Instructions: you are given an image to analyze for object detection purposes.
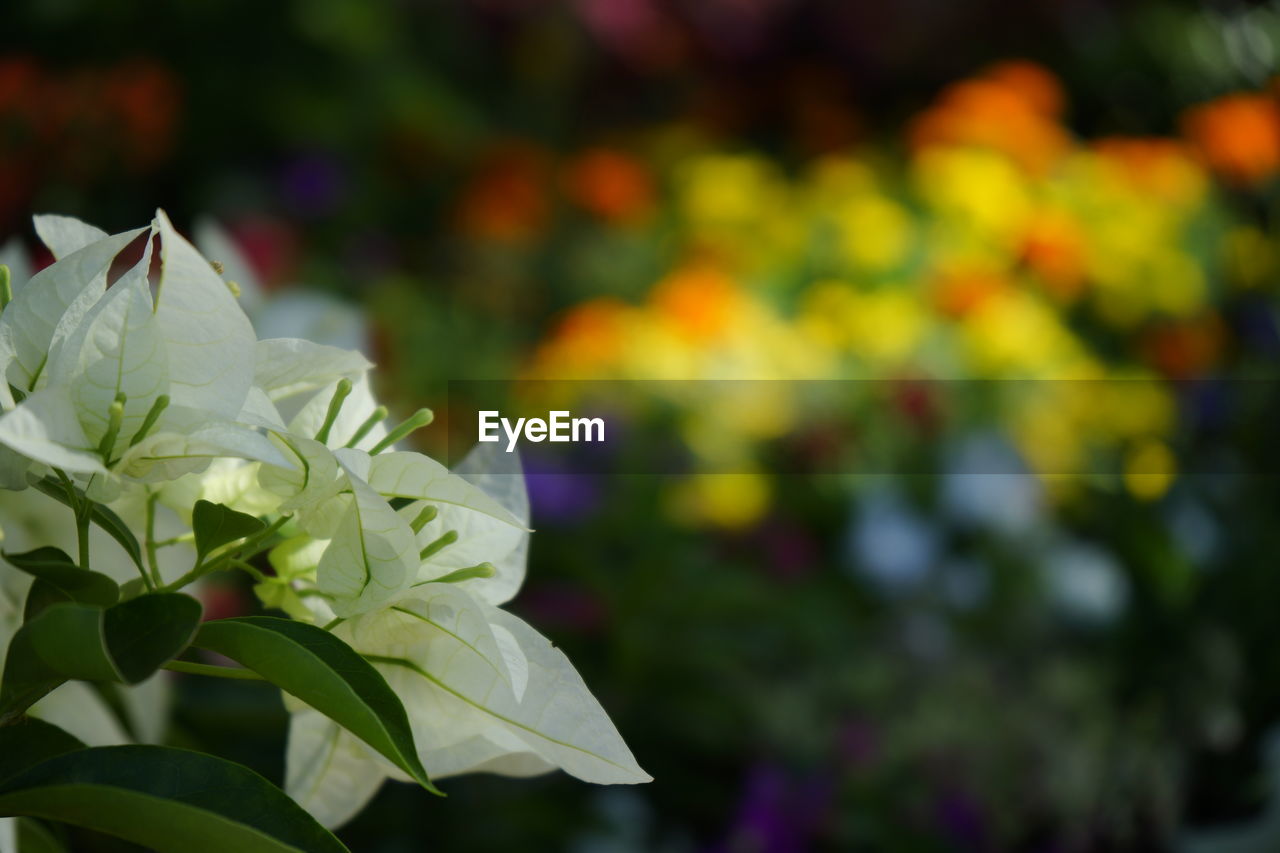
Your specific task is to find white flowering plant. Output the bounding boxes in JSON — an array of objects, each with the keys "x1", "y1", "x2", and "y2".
[{"x1": 0, "y1": 214, "x2": 648, "y2": 853}]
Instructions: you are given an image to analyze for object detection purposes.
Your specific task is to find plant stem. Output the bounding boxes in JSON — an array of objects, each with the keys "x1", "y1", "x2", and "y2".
[
  {"x1": 162, "y1": 660, "x2": 265, "y2": 681},
  {"x1": 54, "y1": 468, "x2": 91, "y2": 571},
  {"x1": 227, "y1": 558, "x2": 269, "y2": 583},
  {"x1": 162, "y1": 515, "x2": 290, "y2": 591},
  {"x1": 145, "y1": 491, "x2": 163, "y2": 587}
]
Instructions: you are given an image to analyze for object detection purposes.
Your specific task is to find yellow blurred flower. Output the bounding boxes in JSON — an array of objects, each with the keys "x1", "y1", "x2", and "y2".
[
  {"x1": 669, "y1": 472, "x2": 771, "y2": 529},
  {"x1": 1123, "y1": 439, "x2": 1177, "y2": 501}
]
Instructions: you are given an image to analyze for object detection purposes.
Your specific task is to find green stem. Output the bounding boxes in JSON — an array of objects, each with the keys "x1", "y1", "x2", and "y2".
[
  {"x1": 162, "y1": 660, "x2": 265, "y2": 681},
  {"x1": 163, "y1": 515, "x2": 290, "y2": 591},
  {"x1": 144, "y1": 492, "x2": 162, "y2": 587},
  {"x1": 54, "y1": 468, "x2": 91, "y2": 571},
  {"x1": 227, "y1": 558, "x2": 269, "y2": 583}
]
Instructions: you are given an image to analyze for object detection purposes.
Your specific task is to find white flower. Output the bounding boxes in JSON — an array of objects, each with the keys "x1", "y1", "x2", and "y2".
[
  {"x1": 283, "y1": 445, "x2": 650, "y2": 829},
  {"x1": 0, "y1": 212, "x2": 285, "y2": 490},
  {"x1": 0, "y1": 212, "x2": 649, "y2": 837}
]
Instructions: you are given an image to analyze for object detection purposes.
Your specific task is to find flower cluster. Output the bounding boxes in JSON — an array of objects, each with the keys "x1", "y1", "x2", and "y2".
[
  {"x1": 522, "y1": 62, "x2": 1270, "y2": 526},
  {"x1": 0, "y1": 213, "x2": 647, "y2": 831}
]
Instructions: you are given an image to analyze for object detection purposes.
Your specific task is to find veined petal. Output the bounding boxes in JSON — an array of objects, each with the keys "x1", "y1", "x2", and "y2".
[
  {"x1": 285, "y1": 710, "x2": 387, "y2": 830},
  {"x1": 254, "y1": 339, "x2": 371, "y2": 403},
  {"x1": 371, "y1": 605, "x2": 649, "y2": 786},
  {"x1": 450, "y1": 443, "x2": 531, "y2": 606},
  {"x1": 152, "y1": 210, "x2": 255, "y2": 419},
  {"x1": 317, "y1": 466, "x2": 417, "y2": 617},
  {"x1": 0, "y1": 226, "x2": 145, "y2": 391},
  {"x1": 115, "y1": 408, "x2": 291, "y2": 482},
  {"x1": 410, "y1": 499, "x2": 525, "y2": 594},
  {"x1": 369, "y1": 451, "x2": 526, "y2": 529},
  {"x1": 351, "y1": 585, "x2": 520, "y2": 702},
  {"x1": 33, "y1": 214, "x2": 109, "y2": 260},
  {"x1": 51, "y1": 258, "x2": 168, "y2": 453},
  {"x1": 0, "y1": 387, "x2": 105, "y2": 474},
  {"x1": 287, "y1": 375, "x2": 387, "y2": 451},
  {"x1": 237, "y1": 386, "x2": 286, "y2": 431}
]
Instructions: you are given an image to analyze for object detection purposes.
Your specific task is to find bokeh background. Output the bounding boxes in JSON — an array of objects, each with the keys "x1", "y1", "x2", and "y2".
[{"x1": 5, "y1": 0, "x2": 1280, "y2": 849}]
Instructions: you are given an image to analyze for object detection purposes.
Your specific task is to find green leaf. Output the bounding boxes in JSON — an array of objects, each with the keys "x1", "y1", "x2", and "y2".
[
  {"x1": 4, "y1": 548, "x2": 119, "y2": 621},
  {"x1": 29, "y1": 477, "x2": 143, "y2": 570},
  {"x1": 16, "y1": 817, "x2": 66, "y2": 853},
  {"x1": 192, "y1": 616, "x2": 439, "y2": 795},
  {"x1": 0, "y1": 745, "x2": 348, "y2": 853},
  {"x1": 0, "y1": 719, "x2": 85, "y2": 785},
  {"x1": 0, "y1": 594, "x2": 201, "y2": 723},
  {"x1": 191, "y1": 500, "x2": 265, "y2": 563}
]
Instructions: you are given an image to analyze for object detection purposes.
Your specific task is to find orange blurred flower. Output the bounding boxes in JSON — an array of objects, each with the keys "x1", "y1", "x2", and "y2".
[
  {"x1": 1182, "y1": 93, "x2": 1280, "y2": 186},
  {"x1": 1092, "y1": 136, "x2": 1205, "y2": 204},
  {"x1": 564, "y1": 147, "x2": 656, "y2": 224},
  {"x1": 648, "y1": 263, "x2": 746, "y2": 343},
  {"x1": 930, "y1": 267, "x2": 1007, "y2": 318},
  {"x1": 456, "y1": 143, "x2": 550, "y2": 242},
  {"x1": 533, "y1": 298, "x2": 632, "y2": 371},
  {"x1": 1020, "y1": 211, "x2": 1087, "y2": 303},
  {"x1": 910, "y1": 61, "x2": 1071, "y2": 174},
  {"x1": 1140, "y1": 313, "x2": 1225, "y2": 380},
  {"x1": 0, "y1": 56, "x2": 180, "y2": 232}
]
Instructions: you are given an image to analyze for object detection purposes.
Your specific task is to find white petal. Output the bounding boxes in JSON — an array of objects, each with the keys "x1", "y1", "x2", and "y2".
[
  {"x1": 30, "y1": 681, "x2": 130, "y2": 746},
  {"x1": 1, "y1": 227, "x2": 145, "y2": 390},
  {"x1": 193, "y1": 218, "x2": 263, "y2": 312},
  {"x1": 152, "y1": 210, "x2": 255, "y2": 419},
  {"x1": 318, "y1": 468, "x2": 417, "y2": 616},
  {"x1": 286, "y1": 711, "x2": 386, "y2": 830},
  {"x1": 286, "y1": 375, "x2": 387, "y2": 451},
  {"x1": 450, "y1": 444, "x2": 530, "y2": 605},
  {"x1": 351, "y1": 586, "x2": 519, "y2": 702},
  {"x1": 51, "y1": 262, "x2": 168, "y2": 451},
  {"x1": 115, "y1": 408, "x2": 291, "y2": 481},
  {"x1": 490, "y1": 622, "x2": 528, "y2": 702},
  {"x1": 237, "y1": 385, "x2": 286, "y2": 430},
  {"x1": 369, "y1": 451, "x2": 525, "y2": 529},
  {"x1": 0, "y1": 387, "x2": 105, "y2": 474},
  {"x1": 254, "y1": 338, "x2": 371, "y2": 403},
  {"x1": 411, "y1": 499, "x2": 525, "y2": 593},
  {"x1": 365, "y1": 603, "x2": 648, "y2": 785},
  {"x1": 0, "y1": 236, "x2": 33, "y2": 290},
  {"x1": 119, "y1": 673, "x2": 172, "y2": 744},
  {"x1": 480, "y1": 608, "x2": 650, "y2": 784},
  {"x1": 33, "y1": 214, "x2": 109, "y2": 259}
]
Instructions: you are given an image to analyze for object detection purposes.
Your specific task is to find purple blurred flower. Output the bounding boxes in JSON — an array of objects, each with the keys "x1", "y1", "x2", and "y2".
[
  {"x1": 934, "y1": 789, "x2": 986, "y2": 849},
  {"x1": 715, "y1": 762, "x2": 831, "y2": 853},
  {"x1": 279, "y1": 152, "x2": 346, "y2": 218},
  {"x1": 524, "y1": 454, "x2": 603, "y2": 524},
  {"x1": 517, "y1": 582, "x2": 607, "y2": 634},
  {"x1": 837, "y1": 718, "x2": 879, "y2": 770}
]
